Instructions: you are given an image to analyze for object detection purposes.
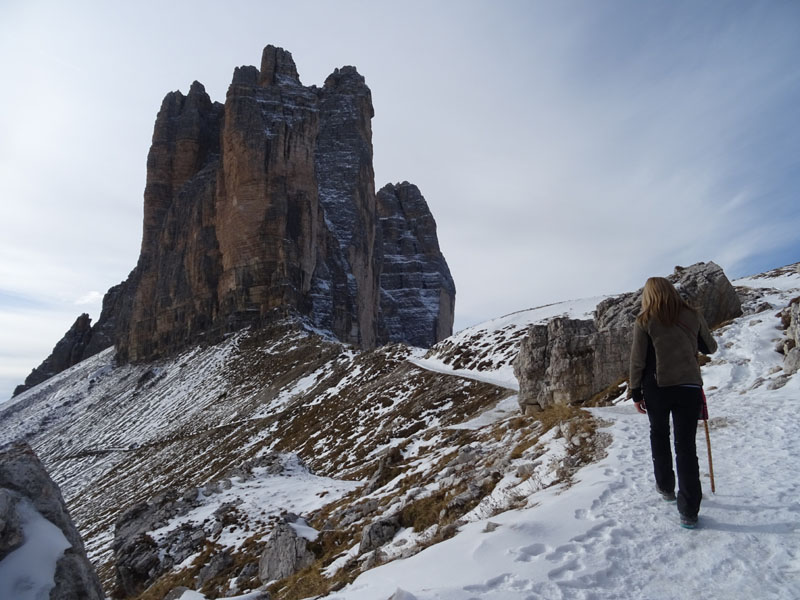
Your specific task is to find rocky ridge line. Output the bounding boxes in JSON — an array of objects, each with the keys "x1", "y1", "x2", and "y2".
[{"x1": 13, "y1": 44, "x2": 455, "y2": 396}]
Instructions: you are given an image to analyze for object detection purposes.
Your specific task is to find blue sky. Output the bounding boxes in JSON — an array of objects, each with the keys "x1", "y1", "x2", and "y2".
[{"x1": 1, "y1": 0, "x2": 798, "y2": 400}]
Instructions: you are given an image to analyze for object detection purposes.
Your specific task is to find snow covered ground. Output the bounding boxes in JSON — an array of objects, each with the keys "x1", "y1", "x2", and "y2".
[
  {"x1": 312, "y1": 271, "x2": 800, "y2": 600},
  {"x1": 5, "y1": 266, "x2": 800, "y2": 600}
]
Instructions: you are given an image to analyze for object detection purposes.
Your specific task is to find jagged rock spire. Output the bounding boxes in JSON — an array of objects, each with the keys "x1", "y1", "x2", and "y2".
[
  {"x1": 14, "y1": 44, "x2": 456, "y2": 391},
  {"x1": 259, "y1": 44, "x2": 300, "y2": 86}
]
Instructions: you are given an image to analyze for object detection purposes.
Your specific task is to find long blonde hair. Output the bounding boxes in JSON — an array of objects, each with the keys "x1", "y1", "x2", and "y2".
[{"x1": 636, "y1": 277, "x2": 694, "y2": 326}]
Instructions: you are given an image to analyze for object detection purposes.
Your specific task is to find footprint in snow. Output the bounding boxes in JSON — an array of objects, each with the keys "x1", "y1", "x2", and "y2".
[
  {"x1": 463, "y1": 573, "x2": 512, "y2": 592},
  {"x1": 545, "y1": 542, "x2": 579, "y2": 562},
  {"x1": 464, "y1": 573, "x2": 534, "y2": 593},
  {"x1": 570, "y1": 519, "x2": 615, "y2": 544},
  {"x1": 515, "y1": 542, "x2": 547, "y2": 562},
  {"x1": 547, "y1": 557, "x2": 581, "y2": 580},
  {"x1": 591, "y1": 479, "x2": 626, "y2": 510}
]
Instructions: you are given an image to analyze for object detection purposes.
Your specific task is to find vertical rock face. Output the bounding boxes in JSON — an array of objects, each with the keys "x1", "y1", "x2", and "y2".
[
  {"x1": 514, "y1": 262, "x2": 742, "y2": 411},
  {"x1": 119, "y1": 80, "x2": 224, "y2": 362},
  {"x1": 0, "y1": 443, "x2": 104, "y2": 599},
  {"x1": 311, "y1": 66, "x2": 380, "y2": 347},
  {"x1": 14, "y1": 44, "x2": 456, "y2": 388},
  {"x1": 215, "y1": 47, "x2": 324, "y2": 343},
  {"x1": 783, "y1": 298, "x2": 800, "y2": 375},
  {"x1": 257, "y1": 521, "x2": 315, "y2": 583},
  {"x1": 116, "y1": 44, "x2": 454, "y2": 360},
  {"x1": 376, "y1": 182, "x2": 456, "y2": 347}
]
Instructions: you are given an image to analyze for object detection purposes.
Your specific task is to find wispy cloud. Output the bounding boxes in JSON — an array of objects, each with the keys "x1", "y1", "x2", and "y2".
[{"x1": 75, "y1": 291, "x2": 103, "y2": 305}]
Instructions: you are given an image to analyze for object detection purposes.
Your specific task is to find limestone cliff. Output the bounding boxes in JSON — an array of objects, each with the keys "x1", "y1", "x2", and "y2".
[
  {"x1": 14, "y1": 44, "x2": 455, "y2": 392},
  {"x1": 377, "y1": 182, "x2": 455, "y2": 347},
  {"x1": 514, "y1": 262, "x2": 742, "y2": 411}
]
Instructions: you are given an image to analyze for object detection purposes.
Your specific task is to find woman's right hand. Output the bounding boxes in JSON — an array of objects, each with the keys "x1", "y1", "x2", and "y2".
[{"x1": 634, "y1": 400, "x2": 647, "y2": 414}]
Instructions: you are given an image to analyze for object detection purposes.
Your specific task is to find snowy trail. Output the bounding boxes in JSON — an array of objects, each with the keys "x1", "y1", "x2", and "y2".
[
  {"x1": 407, "y1": 357, "x2": 519, "y2": 391},
  {"x1": 334, "y1": 388, "x2": 800, "y2": 599},
  {"x1": 332, "y1": 281, "x2": 800, "y2": 600}
]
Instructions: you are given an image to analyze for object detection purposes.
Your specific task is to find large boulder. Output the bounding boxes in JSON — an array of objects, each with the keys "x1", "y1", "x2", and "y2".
[
  {"x1": 114, "y1": 533, "x2": 161, "y2": 597},
  {"x1": 359, "y1": 515, "x2": 401, "y2": 554},
  {"x1": 0, "y1": 488, "x2": 24, "y2": 561},
  {"x1": 0, "y1": 443, "x2": 104, "y2": 600},
  {"x1": 784, "y1": 297, "x2": 800, "y2": 375},
  {"x1": 514, "y1": 262, "x2": 742, "y2": 411},
  {"x1": 258, "y1": 521, "x2": 316, "y2": 583},
  {"x1": 195, "y1": 550, "x2": 233, "y2": 588}
]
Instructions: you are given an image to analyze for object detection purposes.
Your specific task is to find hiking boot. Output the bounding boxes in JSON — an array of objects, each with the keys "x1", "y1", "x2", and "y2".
[
  {"x1": 657, "y1": 487, "x2": 676, "y2": 502},
  {"x1": 679, "y1": 514, "x2": 698, "y2": 529}
]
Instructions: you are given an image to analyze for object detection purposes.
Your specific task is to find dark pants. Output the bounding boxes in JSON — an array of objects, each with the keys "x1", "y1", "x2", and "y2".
[{"x1": 643, "y1": 383, "x2": 703, "y2": 518}]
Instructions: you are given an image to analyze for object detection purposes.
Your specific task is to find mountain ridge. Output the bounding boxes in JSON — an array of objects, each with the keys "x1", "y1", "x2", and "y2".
[{"x1": 13, "y1": 44, "x2": 455, "y2": 397}]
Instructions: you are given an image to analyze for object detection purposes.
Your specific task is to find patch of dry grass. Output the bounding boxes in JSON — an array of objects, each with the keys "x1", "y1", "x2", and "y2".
[{"x1": 584, "y1": 378, "x2": 627, "y2": 407}]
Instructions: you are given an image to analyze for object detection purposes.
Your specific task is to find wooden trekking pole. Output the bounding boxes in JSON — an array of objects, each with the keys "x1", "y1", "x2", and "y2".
[
  {"x1": 701, "y1": 389, "x2": 716, "y2": 493},
  {"x1": 703, "y1": 419, "x2": 715, "y2": 493}
]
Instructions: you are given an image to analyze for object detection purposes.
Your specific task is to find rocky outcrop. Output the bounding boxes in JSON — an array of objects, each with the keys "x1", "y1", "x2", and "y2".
[
  {"x1": 195, "y1": 550, "x2": 233, "y2": 588},
  {"x1": 0, "y1": 443, "x2": 104, "y2": 599},
  {"x1": 359, "y1": 515, "x2": 401, "y2": 553},
  {"x1": 13, "y1": 280, "x2": 132, "y2": 397},
  {"x1": 258, "y1": 521, "x2": 315, "y2": 583},
  {"x1": 114, "y1": 533, "x2": 161, "y2": 597},
  {"x1": 514, "y1": 262, "x2": 742, "y2": 411},
  {"x1": 0, "y1": 488, "x2": 24, "y2": 561},
  {"x1": 17, "y1": 44, "x2": 455, "y2": 389},
  {"x1": 111, "y1": 454, "x2": 292, "y2": 595},
  {"x1": 112, "y1": 487, "x2": 205, "y2": 596},
  {"x1": 376, "y1": 182, "x2": 456, "y2": 347},
  {"x1": 12, "y1": 314, "x2": 94, "y2": 396},
  {"x1": 783, "y1": 297, "x2": 800, "y2": 375}
]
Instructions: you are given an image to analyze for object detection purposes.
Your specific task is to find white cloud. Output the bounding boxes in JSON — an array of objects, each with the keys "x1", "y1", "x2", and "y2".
[{"x1": 75, "y1": 291, "x2": 103, "y2": 306}]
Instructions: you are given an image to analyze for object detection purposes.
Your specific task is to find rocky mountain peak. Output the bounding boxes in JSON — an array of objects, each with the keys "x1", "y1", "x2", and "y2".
[
  {"x1": 377, "y1": 182, "x2": 455, "y2": 346},
  {"x1": 188, "y1": 80, "x2": 206, "y2": 95},
  {"x1": 13, "y1": 313, "x2": 93, "y2": 396},
  {"x1": 259, "y1": 44, "x2": 300, "y2": 86},
  {"x1": 324, "y1": 65, "x2": 367, "y2": 89},
  {"x1": 13, "y1": 43, "x2": 455, "y2": 393}
]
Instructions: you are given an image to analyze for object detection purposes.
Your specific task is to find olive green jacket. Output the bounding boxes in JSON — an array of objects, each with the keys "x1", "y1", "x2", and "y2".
[{"x1": 629, "y1": 307, "x2": 717, "y2": 390}]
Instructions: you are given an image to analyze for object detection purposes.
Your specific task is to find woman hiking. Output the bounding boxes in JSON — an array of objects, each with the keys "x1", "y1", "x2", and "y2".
[{"x1": 629, "y1": 277, "x2": 717, "y2": 529}]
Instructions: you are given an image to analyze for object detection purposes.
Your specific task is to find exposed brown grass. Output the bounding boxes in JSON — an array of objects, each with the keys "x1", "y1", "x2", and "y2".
[
  {"x1": 398, "y1": 488, "x2": 452, "y2": 531},
  {"x1": 584, "y1": 378, "x2": 627, "y2": 407},
  {"x1": 536, "y1": 403, "x2": 583, "y2": 432},
  {"x1": 510, "y1": 433, "x2": 541, "y2": 460}
]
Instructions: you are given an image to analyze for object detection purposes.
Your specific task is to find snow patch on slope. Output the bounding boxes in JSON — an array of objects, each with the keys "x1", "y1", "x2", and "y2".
[
  {"x1": 0, "y1": 497, "x2": 71, "y2": 600},
  {"x1": 323, "y1": 269, "x2": 800, "y2": 600}
]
